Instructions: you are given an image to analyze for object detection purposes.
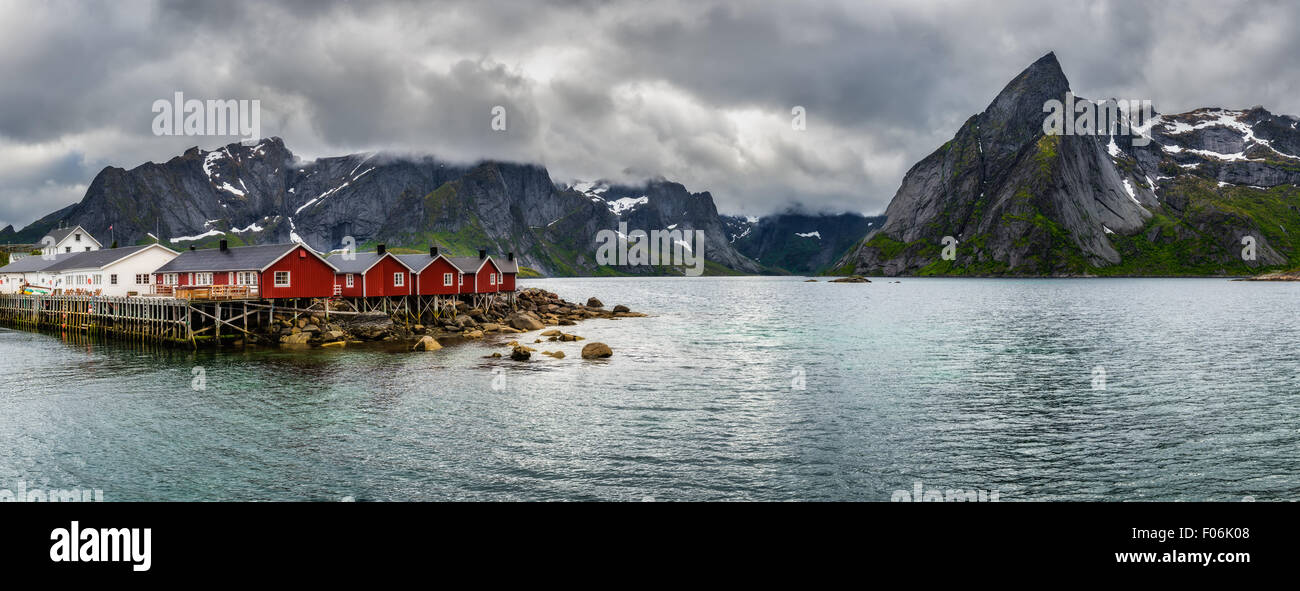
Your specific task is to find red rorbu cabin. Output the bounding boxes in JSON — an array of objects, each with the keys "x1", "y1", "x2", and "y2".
[
  {"x1": 330, "y1": 245, "x2": 414, "y2": 298},
  {"x1": 395, "y1": 247, "x2": 461, "y2": 296},
  {"x1": 152, "y1": 240, "x2": 339, "y2": 299}
]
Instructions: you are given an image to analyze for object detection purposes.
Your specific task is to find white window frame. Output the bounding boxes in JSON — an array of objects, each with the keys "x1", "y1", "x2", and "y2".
[
  {"x1": 346, "y1": 274, "x2": 354, "y2": 288},
  {"x1": 393, "y1": 272, "x2": 404, "y2": 287},
  {"x1": 163, "y1": 273, "x2": 178, "y2": 286},
  {"x1": 110, "y1": 274, "x2": 118, "y2": 285},
  {"x1": 443, "y1": 273, "x2": 453, "y2": 286},
  {"x1": 136, "y1": 274, "x2": 149, "y2": 285},
  {"x1": 236, "y1": 271, "x2": 257, "y2": 286},
  {"x1": 489, "y1": 273, "x2": 496, "y2": 286},
  {"x1": 194, "y1": 272, "x2": 213, "y2": 286},
  {"x1": 274, "y1": 271, "x2": 290, "y2": 287}
]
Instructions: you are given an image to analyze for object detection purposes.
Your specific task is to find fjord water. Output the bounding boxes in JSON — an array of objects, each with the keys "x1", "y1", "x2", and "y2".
[{"x1": 1, "y1": 277, "x2": 1296, "y2": 501}]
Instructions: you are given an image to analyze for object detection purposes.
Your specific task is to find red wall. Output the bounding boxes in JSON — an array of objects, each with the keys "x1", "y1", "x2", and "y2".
[
  {"x1": 475, "y1": 259, "x2": 501, "y2": 293},
  {"x1": 415, "y1": 257, "x2": 460, "y2": 296},
  {"x1": 501, "y1": 271, "x2": 516, "y2": 292},
  {"x1": 259, "y1": 245, "x2": 337, "y2": 299},
  {"x1": 336, "y1": 273, "x2": 363, "y2": 297},
  {"x1": 363, "y1": 256, "x2": 412, "y2": 297}
]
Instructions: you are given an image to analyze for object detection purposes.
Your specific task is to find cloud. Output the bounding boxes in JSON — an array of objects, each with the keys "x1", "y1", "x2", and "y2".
[{"x1": 2, "y1": 0, "x2": 1300, "y2": 228}]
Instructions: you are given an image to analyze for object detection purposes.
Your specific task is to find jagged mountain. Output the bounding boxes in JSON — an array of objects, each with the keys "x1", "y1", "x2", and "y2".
[
  {"x1": 0, "y1": 139, "x2": 762, "y2": 276},
  {"x1": 566, "y1": 180, "x2": 762, "y2": 273},
  {"x1": 722, "y1": 211, "x2": 884, "y2": 274},
  {"x1": 837, "y1": 52, "x2": 1300, "y2": 276}
]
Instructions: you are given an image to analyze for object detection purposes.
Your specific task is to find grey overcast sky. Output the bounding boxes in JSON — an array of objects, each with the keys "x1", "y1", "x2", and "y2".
[{"x1": 2, "y1": 0, "x2": 1300, "y2": 229}]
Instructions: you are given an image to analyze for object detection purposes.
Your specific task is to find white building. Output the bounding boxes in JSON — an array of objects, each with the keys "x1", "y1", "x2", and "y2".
[
  {"x1": 42, "y1": 225, "x2": 102, "y2": 256},
  {"x1": 46, "y1": 243, "x2": 180, "y2": 296},
  {"x1": 0, "y1": 251, "x2": 80, "y2": 293}
]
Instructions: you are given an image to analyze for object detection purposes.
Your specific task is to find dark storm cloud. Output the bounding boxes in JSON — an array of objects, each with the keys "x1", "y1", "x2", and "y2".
[{"x1": 2, "y1": 0, "x2": 1300, "y2": 229}]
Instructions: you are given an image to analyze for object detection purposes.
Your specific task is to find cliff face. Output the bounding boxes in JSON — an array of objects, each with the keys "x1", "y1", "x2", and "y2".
[
  {"x1": 838, "y1": 52, "x2": 1300, "y2": 276},
  {"x1": 7, "y1": 139, "x2": 764, "y2": 276}
]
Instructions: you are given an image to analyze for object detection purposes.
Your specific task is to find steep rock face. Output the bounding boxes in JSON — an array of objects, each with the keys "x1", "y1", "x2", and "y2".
[
  {"x1": 723, "y1": 211, "x2": 884, "y2": 274},
  {"x1": 12, "y1": 139, "x2": 760, "y2": 276},
  {"x1": 839, "y1": 52, "x2": 1298, "y2": 276}
]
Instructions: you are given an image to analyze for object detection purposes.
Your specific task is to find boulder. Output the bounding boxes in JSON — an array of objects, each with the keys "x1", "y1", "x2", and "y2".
[
  {"x1": 508, "y1": 312, "x2": 545, "y2": 331},
  {"x1": 612, "y1": 305, "x2": 630, "y2": 313},
  {"x1": 510, "y1": 346, "x2": 531, "y2": 361},
  {"x1": 542, "y1": 350, "x2": 566, "y2": 359},
  {"x1": 481, "y1": 323, "x2": 501, "y2": 332},
  {"x1": 586, "y1": 297, "x2": 603, "y2": 308},
  {"x1": 829, "y1": 275, "x2": 871, "y2": 283},
  {"x1": 581, "y1": 342, "x2": 613, "y2": 359},
  {"x1": 412, "y1": 336, "x2": 443, "y2": 351},
  {"x1": 463, "y1": 330, "x2": 484, "y2": 339},
  {"x1": 540, "y1": 329, "x2": 562, "y2": 337},
  {"x1": 280, "y1": 332, "x2": 312, "y2": 345}
]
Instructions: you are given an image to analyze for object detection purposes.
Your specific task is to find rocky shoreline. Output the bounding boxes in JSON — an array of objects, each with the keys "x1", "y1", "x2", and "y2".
[{"x1": 264, "y1": 288, "x2": 645, "y2": 356}]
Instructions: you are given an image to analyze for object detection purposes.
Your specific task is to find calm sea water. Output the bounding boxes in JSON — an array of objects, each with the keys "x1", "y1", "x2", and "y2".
[{"x1": 1, "y1": 277, "x2": 1297, "y2": 501}]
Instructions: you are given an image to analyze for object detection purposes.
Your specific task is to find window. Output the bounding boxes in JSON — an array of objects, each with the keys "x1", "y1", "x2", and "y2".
[
  {"x1": 85, "y1": 247, "x2": 91, "y2": 251},
  {"x1": 346, "y1": 274, "x2": 354, "y2": 288},
  {"x1": 443, "y1": 273, "x2": 453, "y2": 286},
  {"x1": 489, "y1": 273, "x2": 496, "y2": 285},
  {"x1": 75, "y1": 233, "x2": 81, "y2": 242},
  {"x1": 136, "y1": 274, "x2": 149, "y2": 284},
  {"x1": 163, "y1": 273, "x2": 178, "y2": 286},
  {"x1": 393, "y1": 272, "x2": 404, "y2": 287},
  {"x1": 228, "y1": 272, "x2": 235, "y2": 284},
  {"x1": 194, "y1": 272, "x2": 213, "y2": 286},
  {"x1": 110, "y1": 274, "x2": 118, "y2": 285},
  {"x1": 236, "y1": 271, "x2": 257, "y2": 285},
  {"x1": 274, "y1": 271, "x2": 290, "y2": 287},
  {"x1": 65, "y1": 247, "x2": 71, "y2": 253},
  {"x1": 93, "y1": 274, "x2": 102, "y2": 285}
]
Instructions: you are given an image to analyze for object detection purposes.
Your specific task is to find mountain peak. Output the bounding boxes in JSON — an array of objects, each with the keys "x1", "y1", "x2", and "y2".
[{"x1": 974, "y1": 51, "x2": 1072, "y2": 167}]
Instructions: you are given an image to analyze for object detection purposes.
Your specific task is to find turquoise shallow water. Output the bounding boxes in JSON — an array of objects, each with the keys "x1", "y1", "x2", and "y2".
[{"x1": 0, "y1": 277, "x2": 1297, "y2": 501}]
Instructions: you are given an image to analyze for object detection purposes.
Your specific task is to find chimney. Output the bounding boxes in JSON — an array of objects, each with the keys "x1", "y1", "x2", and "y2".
[
  {"x1": 377, "y1": 243, "x2": 386, "y2": 256},
  {"x1": 508, "y1": 252, "x2": 514, "y2": 261},
  {"x1": 429, "y1": 246, "x2": 439, "y2": 257},
  {"x1": 478, "y1": 248, "x2": 487, "y2": 259},
  {"x1": 219, "y1": 239, "x2": 228, "y2": 252}
]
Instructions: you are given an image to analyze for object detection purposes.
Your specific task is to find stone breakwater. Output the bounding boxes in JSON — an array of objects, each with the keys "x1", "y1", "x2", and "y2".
[{"x1": 265, "y1": 288, "x2": 645, "y2": 354}]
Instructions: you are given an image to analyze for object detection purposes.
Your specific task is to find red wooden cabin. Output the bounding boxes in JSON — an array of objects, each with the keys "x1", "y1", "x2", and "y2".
[
  {"x1": 153, "y1": 241, "x2": 339, "y2": 299},
  {"x1": 330, "y1": 245, "x2": 414, "y2": 298},
  {"x1": 396, "y1": 247, "x2": 462, "y2": 296}
]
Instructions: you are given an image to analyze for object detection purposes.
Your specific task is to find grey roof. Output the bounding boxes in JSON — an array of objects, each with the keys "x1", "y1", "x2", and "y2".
[
  {"x1": 153, "y1": 243, "x2": 308, "y2": 273},
  {"x1": 43, "y1": 227, "x2": 76, "y2": 243},
  {"x1": 0, "y1": 251, "x2": 82, "y2": 273},
  {"x1": 447, "y1": 256, "x2": 487, "y2": 273},
  {"x1": 44, "y1": 245, "x2": 166, "y2": 272},
  {"x1": 42, "y1": 225, "x2": 98, "y2": 246},
  {"x1": 394, "y1": 253, "x2": 441, "y2": 273},
  {"x1": 496, "y1": 256, "x2": 519, "y2": 273},
  {"x1": 327, "y1": 252, "x2": 412, "y2": 274}
]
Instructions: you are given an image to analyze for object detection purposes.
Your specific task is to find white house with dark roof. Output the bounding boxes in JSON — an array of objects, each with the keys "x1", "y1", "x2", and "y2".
[
  {"x1": 41, "y1": 225, "x2": 102, "y2": 257},
  {"x1": 46, "y1": 243, "x2": 180, "y2": 296},
  {"x1": 0, "y1": 252, "x2": 81, "y2": 293}
]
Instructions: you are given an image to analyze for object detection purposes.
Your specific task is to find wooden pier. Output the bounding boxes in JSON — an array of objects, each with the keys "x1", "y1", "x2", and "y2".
[{"x1": 0, "y1": 291, "x2": 517, "y2": 348}]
